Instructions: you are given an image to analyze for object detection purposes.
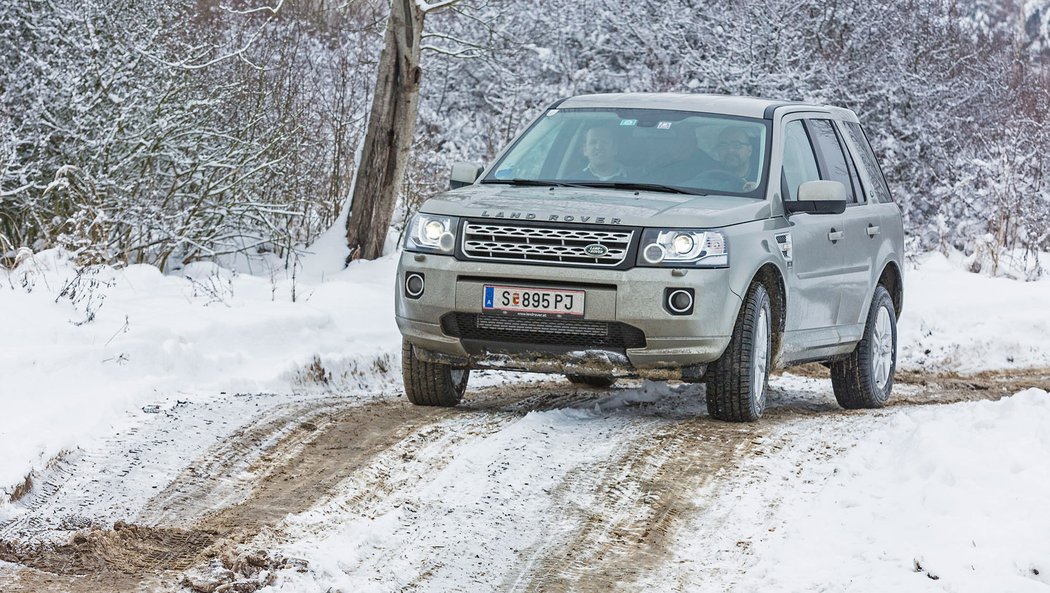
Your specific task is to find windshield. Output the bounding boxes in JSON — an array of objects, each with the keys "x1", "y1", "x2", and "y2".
[{"x1": 483, "y1": 108, "x2": 771, "y2": 197}]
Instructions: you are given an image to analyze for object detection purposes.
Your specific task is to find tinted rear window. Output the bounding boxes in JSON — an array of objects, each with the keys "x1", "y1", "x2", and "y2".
[{"x1": 844, "y1": 122, "x2": 893, "y2": 203}]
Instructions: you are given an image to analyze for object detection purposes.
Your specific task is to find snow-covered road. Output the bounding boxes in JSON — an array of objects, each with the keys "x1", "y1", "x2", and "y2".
[
  {"x1": 1, "y1": 247, "x2": 1049, "y2": 592},
  {"x1": 1, "y1": 368, "x2": 1047, "y2": 593}
]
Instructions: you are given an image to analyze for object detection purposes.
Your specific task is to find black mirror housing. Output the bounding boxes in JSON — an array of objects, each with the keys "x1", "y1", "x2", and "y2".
[{"x1": 784, "y1": 199, "x2": 847, "y2": 215}]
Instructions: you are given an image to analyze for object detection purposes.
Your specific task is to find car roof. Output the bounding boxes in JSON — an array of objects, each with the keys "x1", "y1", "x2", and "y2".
[{"x1": 557, "y1": 93, "x2": 856, "y2": 121}]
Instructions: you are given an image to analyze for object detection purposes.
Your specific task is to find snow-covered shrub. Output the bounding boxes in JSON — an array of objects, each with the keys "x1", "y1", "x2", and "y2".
[
  {"x1": 0, "y1": 0, "x2": 381, "y2": 269},
  {"x1": 0, "y1": 0, "x2": 1046, "y2": 274}
]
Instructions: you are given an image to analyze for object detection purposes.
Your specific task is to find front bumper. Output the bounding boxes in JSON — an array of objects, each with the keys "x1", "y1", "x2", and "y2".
[{"x1": 395, "y1": 251, "x2": 741, "y2": 376}]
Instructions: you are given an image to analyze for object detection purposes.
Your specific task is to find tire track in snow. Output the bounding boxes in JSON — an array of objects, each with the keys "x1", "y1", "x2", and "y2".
[
  {"x1": 505, "y1": 404, "x2": 763, "y2": 593},
  {"x1": 0, "y1": 395, "x2": 466, "y2": 591},
  {"x1": 0, "y1": 381, "x2": 561, "y2": 592},
  {"x1": 2, "y1": 369, "x2": 1045, "y2": 592}
]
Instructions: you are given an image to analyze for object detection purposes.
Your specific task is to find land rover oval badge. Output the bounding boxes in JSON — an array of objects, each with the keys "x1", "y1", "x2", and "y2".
[{"x1": 584, "y1": 243, "x2": 608, "y2": 257}]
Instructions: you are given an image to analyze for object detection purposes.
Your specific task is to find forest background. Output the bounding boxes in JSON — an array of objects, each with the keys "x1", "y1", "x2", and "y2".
[{"x1": 1, "y1": 0, "x2": 1048, "y2": 277}]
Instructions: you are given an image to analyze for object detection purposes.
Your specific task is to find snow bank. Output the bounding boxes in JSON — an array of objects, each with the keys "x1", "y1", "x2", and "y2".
[
  {"x1": 0, "y1": 249, "x2": 401, "y2": 494},
  {"x1": 898, "y1": 252, "x2": 1050, "y2": 372},
  {"x1": 740, "y1": 388, "x2": 1050, "y2": 593}
]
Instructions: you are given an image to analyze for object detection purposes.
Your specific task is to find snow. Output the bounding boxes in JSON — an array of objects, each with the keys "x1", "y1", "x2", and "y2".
[
  {"x1": 1, "y1": 247, "x2": 1048, "y2": 499},
  {"x1": 0, "y1": 248, "x2": 403, "y2": 498},
  {"x1": 0, "y1": 245, "x2": 1048, "y2": 589},
  {"x1": 897, "y1": 252, "x2": 1050, "y2": 372},
  {"x1": 725, "y1": 387, "x2": 1050, "y2": 593},
  {"x1": 264, "y1": 381, "x2": 707, "y2": 592}
]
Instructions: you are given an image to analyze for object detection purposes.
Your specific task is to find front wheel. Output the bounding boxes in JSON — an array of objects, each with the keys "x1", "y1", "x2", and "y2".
[
  {"x1": 705, "y1": 282, "x2": 772, "y2": 422},
  {"x1": 830, "y1": 285, "x2": 896, "y2": 409},
  {"x1": 402, "y1": 340, "x2": 469, "y2": 407}
]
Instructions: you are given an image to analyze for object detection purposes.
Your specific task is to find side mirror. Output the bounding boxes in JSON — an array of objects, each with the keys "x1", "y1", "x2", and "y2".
[
  {"x1": 450, "y1": 162, "x2": 483, "y2": 189},
  {"x1": 785, "y1": 180, "x2": 847, "y2": 215}
]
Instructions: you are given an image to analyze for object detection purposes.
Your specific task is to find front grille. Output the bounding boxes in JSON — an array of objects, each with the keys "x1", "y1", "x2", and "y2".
[
  {"x1": 460, "y1": 221, "x2": 634, "y2": 267},
  {"x1": 442, "y1": 313, "x2": 646, "y2": 351}
]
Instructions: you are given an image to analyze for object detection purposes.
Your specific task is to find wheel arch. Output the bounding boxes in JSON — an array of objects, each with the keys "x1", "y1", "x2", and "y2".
[
  {"x1": 750, "y1": 262, "x2": 787, "y2": 367},
  {"x1": 877, "y1": 260, "x2": 904, "y2": 319}
]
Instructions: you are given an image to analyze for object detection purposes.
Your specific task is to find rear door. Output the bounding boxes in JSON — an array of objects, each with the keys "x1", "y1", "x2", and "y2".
[
  {"x1": 805, "y1": 118, "x2": 875, "y2": 339},
  {"x1": 841, "y1": 120, "x2": 905, "y2": 317}
]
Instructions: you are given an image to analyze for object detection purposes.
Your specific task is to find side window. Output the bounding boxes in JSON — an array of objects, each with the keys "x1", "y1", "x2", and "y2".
[
  {"x1": 844, "y1": 122, "x2": 893, "y2": 203},
  {"x1": 781, "y1": 120, "x2": 820, "y2": 201},
  {"x1": 806, "y1": 119, "x2": 856, "y2": 202},
  {"x1": 838, "y1": 124, "x2": 867, "y2": 203}
]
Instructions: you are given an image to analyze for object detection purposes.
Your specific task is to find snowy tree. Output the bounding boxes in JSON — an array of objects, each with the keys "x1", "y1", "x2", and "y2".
[
  {"x1": 344, "y1": 0, "x2": 467, "y2": 262},
  {"x1": 1, "y1": 0, "x2": 1045, "y2": 273}
]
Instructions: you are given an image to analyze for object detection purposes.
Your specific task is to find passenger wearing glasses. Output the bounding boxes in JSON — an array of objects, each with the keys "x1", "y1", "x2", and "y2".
[{"x1": 696, "y1": 127, "x2": 758, "y2": 192}]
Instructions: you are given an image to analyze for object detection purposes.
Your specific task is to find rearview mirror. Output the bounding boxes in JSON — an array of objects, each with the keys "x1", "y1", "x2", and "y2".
[
  {"x1": 785, "y1": 180, "x2": 847, "y2": 215},
  {"x1": 450, "y1": 162, "x2": 483, "y2": 189}
]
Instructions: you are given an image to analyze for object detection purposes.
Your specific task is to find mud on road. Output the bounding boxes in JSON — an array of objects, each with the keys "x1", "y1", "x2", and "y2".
[{"x1": 1, "y1": 367, "x2": 1047, "y2": 592}]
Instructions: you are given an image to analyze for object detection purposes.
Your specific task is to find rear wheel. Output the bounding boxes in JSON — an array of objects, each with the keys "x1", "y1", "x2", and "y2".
[
  {"x1": 705, "y1": 282, "x2": 771, "y2": 422},
  {"x1": 831, "y1": 285, "x2": 896, "y2": 409},
  {"x1": 565, "y1": 375, "x2": 617, "y2": 389},
  {"x1": 402, "y1": 340, "x2": 469, "y2": 407}
]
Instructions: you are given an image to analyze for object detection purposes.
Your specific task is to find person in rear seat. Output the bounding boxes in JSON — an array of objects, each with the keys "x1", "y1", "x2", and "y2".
[{"x1": 651, "y1": 124, "x2": 717, "y2": 183}]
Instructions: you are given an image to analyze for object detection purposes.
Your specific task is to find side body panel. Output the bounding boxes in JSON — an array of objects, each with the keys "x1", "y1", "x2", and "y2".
[{"x1": 772, "y1": 113, "x2": 851, "y2": 359}]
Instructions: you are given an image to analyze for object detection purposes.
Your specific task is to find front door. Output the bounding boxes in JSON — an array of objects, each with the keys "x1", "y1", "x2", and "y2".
[{"x1": 780, "y1": 118, "x2": 844, "y2": 350}]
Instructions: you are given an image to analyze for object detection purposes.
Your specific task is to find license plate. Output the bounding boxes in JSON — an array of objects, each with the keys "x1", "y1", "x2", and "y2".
[{"x1": 483, "y1": 285, "x2": 585, "y2": 316}]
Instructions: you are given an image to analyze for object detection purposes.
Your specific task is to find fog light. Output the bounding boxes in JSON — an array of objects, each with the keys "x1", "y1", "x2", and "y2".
[
  {"x1": 665, "y1": 288, "x2": 694, "y2": 315},
  {"x1": 405, "y1": 272, "x2": 425, "y2": 298}
]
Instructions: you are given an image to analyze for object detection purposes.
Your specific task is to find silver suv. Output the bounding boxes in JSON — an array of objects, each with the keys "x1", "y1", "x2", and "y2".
[{"x1": 395, "y1": 93, "x2": 904, "y2": 421}]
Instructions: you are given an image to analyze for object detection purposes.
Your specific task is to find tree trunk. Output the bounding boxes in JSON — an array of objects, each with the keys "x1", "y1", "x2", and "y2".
[{"x1": 345, "y1": 0, "x2": 425, "y2": 261}]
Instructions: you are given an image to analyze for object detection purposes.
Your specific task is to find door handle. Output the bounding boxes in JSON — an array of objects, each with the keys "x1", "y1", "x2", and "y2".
[
  {"x1": 867, "y1": 224, "x2": 881, "y2": 237},
  {"x1": 828, "y1": 229, "x2": 844, "y2": 242}
]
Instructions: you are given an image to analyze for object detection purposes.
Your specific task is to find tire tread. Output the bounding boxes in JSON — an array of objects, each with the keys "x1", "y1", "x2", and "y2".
[
  {"x1": 706, "y1": 283, "x2": 770, "y2": 422},
  {"x1": 830, "y1": 285, "x2": 895, "y2": 409},
  {"x1": 565, "y1": 375, "x2": 617, "y2": 389},
  {"x1": 402, "y1": 340, "x2": 466, "y2": 407}
]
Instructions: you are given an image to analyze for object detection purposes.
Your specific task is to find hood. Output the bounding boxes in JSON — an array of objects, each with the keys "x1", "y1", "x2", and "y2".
[{"x1": 420, "y1": 184, "x2": 770, "y2": 228}]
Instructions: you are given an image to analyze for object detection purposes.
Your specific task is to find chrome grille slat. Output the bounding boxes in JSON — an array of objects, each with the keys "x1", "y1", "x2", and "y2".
[{"x1": 461, "y1": 221, "x2": 633, "y2": 267}]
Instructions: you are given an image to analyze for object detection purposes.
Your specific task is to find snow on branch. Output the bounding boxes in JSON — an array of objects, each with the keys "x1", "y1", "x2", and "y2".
[
  {"x1": 415, "y1": 0, "x2": 461, "y2": 15},
  {"x1": 222, "y1": 0, "x2": 285, "y2": 15}
]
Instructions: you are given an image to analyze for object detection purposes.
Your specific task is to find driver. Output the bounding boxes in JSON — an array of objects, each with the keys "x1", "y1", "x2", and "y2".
[{"x1": 580, "y1": 126, "x2": 627, "y2": 181}]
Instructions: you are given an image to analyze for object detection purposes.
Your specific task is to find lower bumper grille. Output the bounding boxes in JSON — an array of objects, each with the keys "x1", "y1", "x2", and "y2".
[{"x1": 441, "y1": 313, "x2": 646, "y2": 351}]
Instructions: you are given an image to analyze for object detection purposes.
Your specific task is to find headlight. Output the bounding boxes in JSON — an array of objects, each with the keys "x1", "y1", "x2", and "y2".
[
  {"x1": 404, "y1": 213, "x2": 459, "y2": 254},
  {"x1": 637, "y1": 229, "x2": 728, "y2": 267}
]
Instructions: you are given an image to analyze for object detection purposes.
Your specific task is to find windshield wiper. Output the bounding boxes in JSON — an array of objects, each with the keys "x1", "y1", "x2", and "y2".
[
  {"x1": 480, "y1": 178, "x2": 584, "y2": 188},
  {"x1": 571, "y1": 181, "x2": 707, "y2": 196}
]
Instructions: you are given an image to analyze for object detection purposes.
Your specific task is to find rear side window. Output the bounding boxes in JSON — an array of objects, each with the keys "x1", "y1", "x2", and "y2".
[
  {"x1": 844, "y1": 122, "x2": 893, "y2": 203},
  {"x1": 806, "y1": 119, "x2": 856, "y2": 202},
  {"x1": 781, "y1": 120, "x2": 820, "y2": 201}
]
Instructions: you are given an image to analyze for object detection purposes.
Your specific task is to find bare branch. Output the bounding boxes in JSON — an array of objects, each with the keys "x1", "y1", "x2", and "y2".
[
  {"x1": 421, "y1": 45, "x2": 483, "y2": 58},
  {"x1": 134, "y1": 13, "x2": 276, "y2": 71}
]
